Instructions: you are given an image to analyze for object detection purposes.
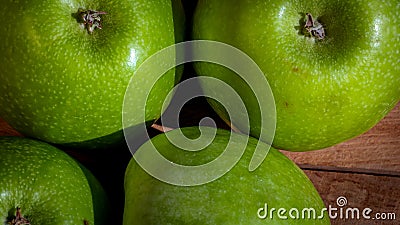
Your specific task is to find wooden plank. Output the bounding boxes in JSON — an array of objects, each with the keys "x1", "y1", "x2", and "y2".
[
  {"x1": 282, "y1": 102, "x2": 400, "y2": 175},
  {"x1": 304, "y1": 170, "x2": 399, "y2": 225}
]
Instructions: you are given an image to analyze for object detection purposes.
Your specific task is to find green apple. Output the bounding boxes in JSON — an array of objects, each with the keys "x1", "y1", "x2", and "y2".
[
  {"x1": 123, "y1": 127, "x2": 330, "y2": 224},
  {"x1": 0, "y1": 136, "x2": 109, "y2": 225},
  {"x1": 0, "y1": 0, "x2": 177, "y2": 147},
  {"x1": 192, "y1": 0, "x2": 400, "y2": 151}
]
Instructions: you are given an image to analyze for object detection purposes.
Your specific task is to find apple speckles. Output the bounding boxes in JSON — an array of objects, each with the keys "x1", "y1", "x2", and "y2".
[
  {"x1": 124, "y1": 128, "x2": 329, "y2": 224},
  {"x1": 193, "y1": 0, "x2": 399, "y2": 150},
  {"x1": 0, "y1": 137, "x2": 100, "y2": 225},
  {"x1": 0, "y1": 0, "x2": 175, "y2": 146}
]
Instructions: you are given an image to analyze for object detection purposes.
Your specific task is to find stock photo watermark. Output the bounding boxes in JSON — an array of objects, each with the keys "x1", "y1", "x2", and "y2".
[{"x1": 257, "y1": 196, "x2": 396, "y2": 222}]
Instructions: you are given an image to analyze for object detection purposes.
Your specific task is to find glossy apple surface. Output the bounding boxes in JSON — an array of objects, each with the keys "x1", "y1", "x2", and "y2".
[
  {"x1": 193, "y1": 0, "x2": 400, "y2": 151},
  {"x1": 123, "y1": 127, "x2": 330, "y2": 224},
  {"x1": 0, "y1": 136, "x2": 109, "y2": 225},
  {"x1": 0, "y1": 0, "x2": 176, "y2": 147}
]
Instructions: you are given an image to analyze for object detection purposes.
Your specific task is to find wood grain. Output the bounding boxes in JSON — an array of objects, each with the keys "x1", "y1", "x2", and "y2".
[{"x1": 305, "y1": 170, "x2": 399, "y2": 225}]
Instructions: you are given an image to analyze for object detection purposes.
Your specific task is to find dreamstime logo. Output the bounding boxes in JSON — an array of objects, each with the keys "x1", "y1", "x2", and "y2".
[
  {"x1": 336, "y1": 196, "x2": 347, "y2": 207},
  {"x1": 257, "y1": 196, "x2": 397, "y2": 221},
  {"x1": 122, "y1": 40, "x2": 276, "y2": 186}
]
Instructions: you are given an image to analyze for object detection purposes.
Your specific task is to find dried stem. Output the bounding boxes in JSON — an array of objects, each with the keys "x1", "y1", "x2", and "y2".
[{"x1": 8, "y1": 207, "x2": 30, "y2": 225}]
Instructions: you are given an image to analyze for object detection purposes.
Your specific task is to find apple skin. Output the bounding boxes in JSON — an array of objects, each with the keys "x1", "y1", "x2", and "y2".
[
  {"x1": 123, "y1": 127, "x2": 330, "y2": 224},
  {"x1": 192, "y1": 0, "x2": 400, "y2": 151},
  {"x1": 0, "y1": 0, "x2": 176, "y2": 146},
  {"x1": 0, "y1": 136, "x2": 109, "y2": 225}
]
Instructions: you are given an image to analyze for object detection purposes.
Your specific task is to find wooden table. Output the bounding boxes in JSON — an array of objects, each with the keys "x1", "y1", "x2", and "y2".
[{"x1": 1, "y1": 101, "x2": 399, "y2": 225}]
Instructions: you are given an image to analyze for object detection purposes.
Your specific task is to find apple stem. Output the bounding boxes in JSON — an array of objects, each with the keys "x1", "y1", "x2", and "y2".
[
  {"x1": 77, "y1": 8, "x2": 107, "y2": 34},
  {"x1": 151, "y1": 123, "x2": 174, "y2": 133},
  {"x1": 8, "y1": 207, "x2": 30, "y2": 225},
  {"x1": 304, "y1": 13, "x2": 325, "y2": 40}
]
